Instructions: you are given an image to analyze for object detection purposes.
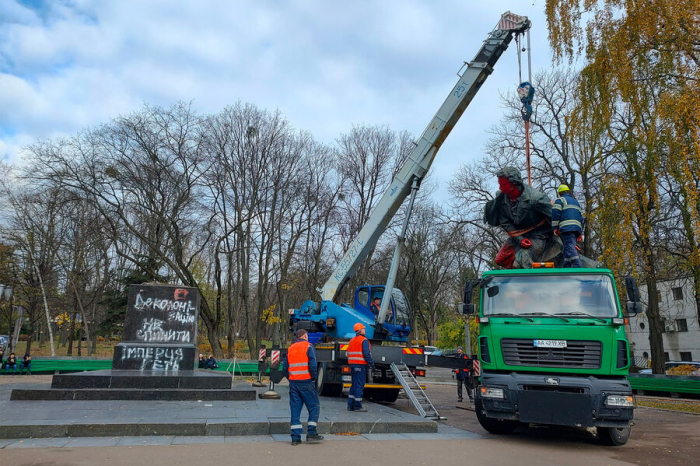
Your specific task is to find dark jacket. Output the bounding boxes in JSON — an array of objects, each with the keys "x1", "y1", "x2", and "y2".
[
  {"x1": 484, "y1": 167, "x2": 553, "y2": 239},
  {"x1": 552, "y1": 193, "x2": 583, "y2": 234}
]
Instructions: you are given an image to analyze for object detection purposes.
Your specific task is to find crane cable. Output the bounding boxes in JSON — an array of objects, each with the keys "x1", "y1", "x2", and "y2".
[{"x1": 515, "y1": 31, "x2": 534, "y2": 186}]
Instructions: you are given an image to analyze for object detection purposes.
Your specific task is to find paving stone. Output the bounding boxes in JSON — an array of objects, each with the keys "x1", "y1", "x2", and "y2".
[
  {"x1": 224, "y1": 435, "x2": 274, "y2": 443},
  {"x1": 322, "y1": 434, "x2": 366, "y2": 441},
  {"x1": 171, "y1": 436, "x2": 226, "y2": 445},
  {"x1": 5, "y1": 437, "x2": 71, "y2": 448},
  {"x1": 362, "y1": 433, "x2": 409, "y2": 440},
  {"x1": 64, "y1": 437, "x2": 121, "y2": 447},
  {"x1": 0, "y1": 420, "x2": 70, "y2": 439},
  {"x1": 116, "y1": 436, "x2": 175, "y2": 446},
  {"x1": 0, "y1": 439, "x2": 16, "y2": 448},
  {"x1": 400, "y1": 433, "x2": 449, "y2": 440},
  {"x1": 137, "y1": 421, "x2": 205, "y2": 436},
  {"x1": 388, "y1": 421, "x2": 439, "y2": 433},
  {"x1": 268, "y1": 421, "x2": 291, "y2": 434},
  {"x1": 68, "y1": 421, "x2": 140, "y2": 437},
  {"x1": 205, "y1": 419, "x2": 270, "y2": 436}
]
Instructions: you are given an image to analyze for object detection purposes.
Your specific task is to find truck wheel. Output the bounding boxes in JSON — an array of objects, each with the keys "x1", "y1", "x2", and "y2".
[
  {"x1": 475, "y1": 399, "x2": 519, "y2": 435},
  {"x1": 316, "y1": 363, "x2": 343, "y2": 397},
  {"x1": 598, "y1": 426, "x2": 631, "y2": 446},
  {"x1": 382, "y1": 389, "x2": 400, "y2": 403}
]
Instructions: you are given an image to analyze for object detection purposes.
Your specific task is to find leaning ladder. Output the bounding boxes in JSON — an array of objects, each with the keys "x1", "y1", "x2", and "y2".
[{"x1": 390, "y1": 362, "x2": 443, "y2": 420}]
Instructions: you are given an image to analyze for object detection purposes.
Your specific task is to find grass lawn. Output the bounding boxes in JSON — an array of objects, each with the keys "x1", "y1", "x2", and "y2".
[{"x1": 637, "y1": 398, "x2": 700, "y2": 414}]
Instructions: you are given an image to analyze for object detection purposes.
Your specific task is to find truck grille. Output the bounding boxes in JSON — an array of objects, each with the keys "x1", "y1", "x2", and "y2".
[{"x1": 501, "y1": 338, "x2": 602, "y2": 369}]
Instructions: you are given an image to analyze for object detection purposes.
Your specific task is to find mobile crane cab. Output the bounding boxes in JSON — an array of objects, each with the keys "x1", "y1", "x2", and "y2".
[{"x1": 293, "y1": 285, "x2": 412, "y2": 343}]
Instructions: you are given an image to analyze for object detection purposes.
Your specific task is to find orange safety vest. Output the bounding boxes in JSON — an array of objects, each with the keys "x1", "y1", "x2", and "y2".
[
  {"x1": 287, "y1": 341, "x2": 311, "y2": 381},
  {"x1": 347, "y1": 335, "x2": 371, "y2": 365}
]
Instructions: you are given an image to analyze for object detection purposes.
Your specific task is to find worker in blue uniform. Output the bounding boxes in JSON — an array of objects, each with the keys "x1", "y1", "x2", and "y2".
[
  {"x1": 347, "y1": 323, "x2": 375, "y2": 412},
  {"x1": 283, "y1": 328, "x2": 324, "y2": 445},
  {"x1": 552, "y1": 184, "x2": 584, "y2": 268}
]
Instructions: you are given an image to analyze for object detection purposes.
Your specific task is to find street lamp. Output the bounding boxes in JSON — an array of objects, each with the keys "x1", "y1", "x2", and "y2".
[{"x1": 0, "y1": 285, "x2": 13, "y2": 350}]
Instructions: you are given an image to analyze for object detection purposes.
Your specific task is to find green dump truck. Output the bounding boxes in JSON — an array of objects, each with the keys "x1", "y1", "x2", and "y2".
[{"x1": 463, "y1": 266, "x2": 642, "y2": 445}]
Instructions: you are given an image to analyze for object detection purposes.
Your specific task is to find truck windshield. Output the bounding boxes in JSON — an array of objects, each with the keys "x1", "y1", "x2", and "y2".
[{"x1": 483, "y1": 274, "x2": 618, "y2": 318}]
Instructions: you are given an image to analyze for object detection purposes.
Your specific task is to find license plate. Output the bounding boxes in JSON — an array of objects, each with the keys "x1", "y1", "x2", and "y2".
[
  {"x1": 534, "y1": 339, "x2": 567, "y2": 348},
  {"x1": 342, "y1": 375, "x2": 351, "y2": 382}
]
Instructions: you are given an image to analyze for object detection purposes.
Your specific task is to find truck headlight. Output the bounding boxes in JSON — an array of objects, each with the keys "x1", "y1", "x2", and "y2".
[
  {"x1": 479, "y1": 386, "x2": 505, "y2": 399},
  {"x1": 606, "y1": 395, "x2": 633, "y2": 407}
]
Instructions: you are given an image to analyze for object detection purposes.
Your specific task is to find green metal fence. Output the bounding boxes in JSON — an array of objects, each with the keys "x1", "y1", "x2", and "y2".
[
  {"x1": 0, "y1": 358, "x2": 265, "y2": 376},
  {"x1": 629, "y1": 374, "x2": 700, "y2": 396}
]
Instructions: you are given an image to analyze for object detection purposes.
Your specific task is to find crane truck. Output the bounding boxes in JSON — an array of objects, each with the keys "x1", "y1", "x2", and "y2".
[
  {"x1": 462, "y1": 267, "x2": 641, "y2": 445},
  {"x1": 289, "y1": 12, "x2": 532, "y2": 403}
]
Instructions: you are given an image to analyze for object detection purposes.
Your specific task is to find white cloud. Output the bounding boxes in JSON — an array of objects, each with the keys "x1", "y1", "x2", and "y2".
[{"x1": 0, "y1": 1, "x2": 551, "y2": 201}]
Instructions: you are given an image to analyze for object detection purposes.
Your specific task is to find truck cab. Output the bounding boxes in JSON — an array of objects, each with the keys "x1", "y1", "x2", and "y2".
[{"x1": 468, "y1": 267, "x2": 642, "y2": 445}]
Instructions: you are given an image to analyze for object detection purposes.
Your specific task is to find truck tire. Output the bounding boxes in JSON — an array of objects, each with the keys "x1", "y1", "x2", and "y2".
[
  {"x1": 597, "y1": 426, "x2": 631, "y2": 446},
  {"x1": 475, "y1": 399, "x2": 519, "y2": 435},
  {"x1": 365, "y1": 388, "x2": 400, "y2": 403},
  {"x1": 381, "y1": 389, "x2": 400, "y2": 403},
  {"x1": 316, "y1": 363, "x2": 343, "y2": 397}
]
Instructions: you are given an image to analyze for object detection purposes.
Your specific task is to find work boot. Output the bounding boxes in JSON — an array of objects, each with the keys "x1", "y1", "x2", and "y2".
[
  {"x1": 306, "y1": 434, "x2": 324, "y2": 443},
  {"x1": 458, "y1": 398, "x2": 463, "y2": 403},
  {"x1": 291, "y1": 438, "x2": 301, "y2": 446}
]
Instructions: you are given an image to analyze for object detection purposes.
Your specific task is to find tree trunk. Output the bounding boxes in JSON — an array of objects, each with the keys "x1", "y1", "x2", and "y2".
[
  {"x1": 67, "y1": 312, "x2": 76, "y2": 355},
  {"x1": 642, "y1": 238, "x2": 665, "y2": 374}
]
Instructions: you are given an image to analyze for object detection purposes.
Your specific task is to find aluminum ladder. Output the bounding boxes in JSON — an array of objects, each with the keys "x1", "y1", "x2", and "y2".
[{"x1": 390, "y1": 362, "x2": 443, "y2": 420}]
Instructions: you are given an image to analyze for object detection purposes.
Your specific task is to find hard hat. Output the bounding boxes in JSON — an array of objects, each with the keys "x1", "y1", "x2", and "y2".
[
  {"x1": 353, "y1": 323, "x2": 365, "y2": 332},
  {"x1": 557, "y1": 184, "x2": 570, "y2": 194}
]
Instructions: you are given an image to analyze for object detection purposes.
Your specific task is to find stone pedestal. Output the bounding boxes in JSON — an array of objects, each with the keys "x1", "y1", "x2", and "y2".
[
  {"x1": 113, "y1": 284, "x2": 199, "y2": 371},
  {"x1": 47, "y1": 283, "x2": 244, "y2": 398}
]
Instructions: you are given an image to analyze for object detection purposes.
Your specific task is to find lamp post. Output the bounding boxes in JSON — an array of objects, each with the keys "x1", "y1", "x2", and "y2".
[{"x1": 0, "y1": 285, "x2": 13, "y2": 351}]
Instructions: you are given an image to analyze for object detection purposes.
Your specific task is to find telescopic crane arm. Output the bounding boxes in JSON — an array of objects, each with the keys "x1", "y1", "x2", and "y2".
[{"x1": 319, "y1": 12, "x2": 531, "y2": 305}]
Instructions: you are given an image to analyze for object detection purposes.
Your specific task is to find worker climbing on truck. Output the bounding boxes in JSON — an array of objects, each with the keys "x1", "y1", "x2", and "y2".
[
  {"x1": 484, "y1": 167, "x2": 561, "y2": 269},
  {"x1": 347, "y1": 323, "x2": 374, "y2": 412},
  {"x1": 552, "y1": 184, "x2": 584, "y2": 268}
]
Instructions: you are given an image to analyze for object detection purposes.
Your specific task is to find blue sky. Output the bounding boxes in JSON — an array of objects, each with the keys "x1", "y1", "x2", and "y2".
[{"x1": 0, "y1": 1, "x2": 551, "y2": 202}]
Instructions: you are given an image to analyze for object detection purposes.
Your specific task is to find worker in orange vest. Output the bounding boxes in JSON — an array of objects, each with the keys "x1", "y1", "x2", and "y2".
[
  {"x1": 347, "y1": 323, "x2": 375, "y2": 412},
  {"x1": 283, "y1": 329, "x2": 324, "y2": 445}
]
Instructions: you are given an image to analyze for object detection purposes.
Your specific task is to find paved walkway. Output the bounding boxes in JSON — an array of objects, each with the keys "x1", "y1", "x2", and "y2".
[
  {"x1": 0, "y1": 377, "x2": 448, "y2": 441},
  {"x1": 0, "y1": 423, "x2": 480, "y2": 449}
]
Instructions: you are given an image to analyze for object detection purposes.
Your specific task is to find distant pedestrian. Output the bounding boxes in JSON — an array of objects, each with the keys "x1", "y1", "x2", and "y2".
[
  {"x1": 19, "y1": 353, "x2": 31, "y2": 375},
  {"x1": 198, "y1": 354, "x2": 206, "y2": 369},
  {"x1": 347, "y1": 323, "x2": 374, "y2": 412},
  {"x1": 552, "y1": 184, "x2": 584, "y2": 268},
  {"x1": 4, "y1": 352, "x2": 17, "y2": 375},
  {"x1": 454, "y1": 347, "x2": 473, "y2": 403},
  {"x1": 283, "y1": 329, "x2": 324, "y2": 445},
  {"x1": 206, "y1": 355, "x2": 219, "y2": 369}
]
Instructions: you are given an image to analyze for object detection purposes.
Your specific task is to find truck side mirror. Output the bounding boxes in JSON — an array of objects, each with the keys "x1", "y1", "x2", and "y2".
[
  {"x1": 624, "y1": 276, "x2": 643, "y2": 317},
  {"x1": 625, "y1": 276, "x2": 640, "y2": 302},
  {"x1": 461, "y1": 303, "x2": 476, "y2": 315},
  {"x1": 626, "y1": 301, "x2": 643, "y2": 316},
  {"x1": 463, "y1": 280, "x2": 475, "y2": 305}
]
